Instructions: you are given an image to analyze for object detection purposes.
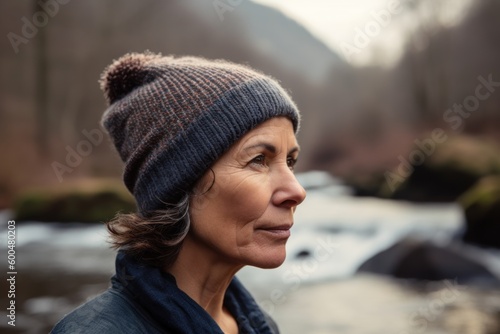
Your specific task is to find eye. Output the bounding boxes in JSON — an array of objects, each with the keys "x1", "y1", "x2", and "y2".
[
  {"x1": 287, "y1": 156, "x2": 298, "y2": 170},
  {"x1": 250, "y1": 154, "x2": 266, "y2": 167}
]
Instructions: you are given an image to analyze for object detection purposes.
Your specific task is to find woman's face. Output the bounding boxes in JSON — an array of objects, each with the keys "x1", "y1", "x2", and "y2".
[{"x1": 189, "y1": 117, "x2": 306, "y2": 269}]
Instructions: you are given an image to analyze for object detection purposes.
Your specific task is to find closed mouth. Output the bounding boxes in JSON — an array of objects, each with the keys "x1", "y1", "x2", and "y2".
[{"x1": 256, "y1": 224, "x2": 293, "y2": 238}]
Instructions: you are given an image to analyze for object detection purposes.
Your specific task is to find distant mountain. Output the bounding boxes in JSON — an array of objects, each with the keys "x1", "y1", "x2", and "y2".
[
  {"x1": 182, "y1": 0, "x2": 344, "y2": 83},
  {"x1": 233, "y1": 1, "x2": 344, "y2": 82}
]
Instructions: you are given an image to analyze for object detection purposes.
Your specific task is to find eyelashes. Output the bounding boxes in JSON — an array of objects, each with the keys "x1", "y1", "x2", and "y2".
[
  {"x1": 287, "y1": 156, "x2": 298, "y2": 170},
  {"x1": 249, "y1": 154, "x2": 297, "y2": 170},
  {"x1": 250, "y1": 154, "x2": 265, "y2": 166}
]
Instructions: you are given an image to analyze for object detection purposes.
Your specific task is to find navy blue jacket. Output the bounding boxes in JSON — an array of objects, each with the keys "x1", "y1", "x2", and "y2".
[{"x1": 51, "y1": 252, "x2": 279, "y2": 333}]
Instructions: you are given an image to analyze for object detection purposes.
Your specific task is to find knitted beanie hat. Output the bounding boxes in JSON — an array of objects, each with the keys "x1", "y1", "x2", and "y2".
[{"x1": 100, "y1": 52, "x2": 300, "y2": 215}]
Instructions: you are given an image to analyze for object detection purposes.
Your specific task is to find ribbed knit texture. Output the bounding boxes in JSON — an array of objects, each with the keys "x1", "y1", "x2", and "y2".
[{"x1": 100, "y1": 52, "x2": 300, "y2": 215}]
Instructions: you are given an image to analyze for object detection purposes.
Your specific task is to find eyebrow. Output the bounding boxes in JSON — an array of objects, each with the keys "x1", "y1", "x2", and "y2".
[{"x1": 244, "y1": 143, "x2": 300, "y2": 155}]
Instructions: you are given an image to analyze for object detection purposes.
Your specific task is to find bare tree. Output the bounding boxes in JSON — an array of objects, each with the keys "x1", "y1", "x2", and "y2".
[
  {"x1": 404, "y1": 0, "x2": 451, "y2": 125},
  {"x1": 34, "y1": 0, "x2": 49, "y2": 155}
]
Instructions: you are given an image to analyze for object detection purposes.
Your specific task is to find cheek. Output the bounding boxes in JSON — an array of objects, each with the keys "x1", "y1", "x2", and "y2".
[
  {"x1": 189, "y1": 173, "x2": 272, "y2": 252},
  {"x1": 192, "y1": 172, "x2": 271, "y2": 227},
  {"x1": 218, "y1": 173, "x2": 271, "y2": 223}
]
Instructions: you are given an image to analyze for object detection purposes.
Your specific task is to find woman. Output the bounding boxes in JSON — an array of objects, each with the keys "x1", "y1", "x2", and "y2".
[{"x1": 51, "y1": 52, "x2": 306, "y2": 333}]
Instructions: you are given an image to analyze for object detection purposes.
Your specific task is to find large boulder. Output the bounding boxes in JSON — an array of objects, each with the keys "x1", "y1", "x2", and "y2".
[
  {"x1": 383, "y1": 135, "x2": 500, "y2": 202},
  {"x1": 357, "y1": 238, "x2": 498, "y2": 284},
  {"x1": 459, "y1": 176, "x2": 500, "y2": 249},
  {"x1": 14, "y1": 178, "x2": 136, "y2": 223}
]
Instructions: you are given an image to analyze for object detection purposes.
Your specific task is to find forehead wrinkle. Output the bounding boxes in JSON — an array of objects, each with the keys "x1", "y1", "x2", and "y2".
[
  {"x1": 244, "y1": 143, "x2": 277, "y2": 154},
  {"x1": 240, "y1": 133, "x2": 297, "y2": 156},
  {"x1": 228, "y1": 120, "x2": 298, "y2": 160}
]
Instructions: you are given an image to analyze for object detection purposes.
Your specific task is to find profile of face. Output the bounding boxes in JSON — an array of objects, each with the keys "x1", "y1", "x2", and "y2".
[{"x1": 188, "y1": 117, "x2": 306, "y2": 270}]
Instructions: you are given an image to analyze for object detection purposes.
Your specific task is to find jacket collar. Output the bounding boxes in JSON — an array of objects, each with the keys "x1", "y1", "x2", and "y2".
[{"x1": 113, "y1": 251, "x2": 274, "y2": 334}]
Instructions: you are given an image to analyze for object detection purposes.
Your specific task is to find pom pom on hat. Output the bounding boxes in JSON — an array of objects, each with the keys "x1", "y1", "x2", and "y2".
[{"x1": 100, "y1": 51, "x2": 163, "y2": 104}]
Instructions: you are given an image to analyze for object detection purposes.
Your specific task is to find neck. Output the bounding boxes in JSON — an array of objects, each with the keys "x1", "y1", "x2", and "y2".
[{"x1": 166, "y1": 235, "x2": 243, "y2": 323}]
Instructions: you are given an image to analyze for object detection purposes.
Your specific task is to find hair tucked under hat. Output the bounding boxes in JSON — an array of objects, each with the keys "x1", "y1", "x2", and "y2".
[{"x1": 100, "y1": 51, "x2": 300, "y2": 215}]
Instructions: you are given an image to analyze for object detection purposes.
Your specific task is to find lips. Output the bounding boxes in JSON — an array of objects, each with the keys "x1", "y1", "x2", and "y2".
[{"x1": 256, "y1": 224, "x2": 293, "y2": 238}]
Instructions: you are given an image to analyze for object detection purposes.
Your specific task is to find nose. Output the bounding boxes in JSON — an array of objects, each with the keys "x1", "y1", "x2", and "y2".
[{"x1": 272, "y1": 167, "x2": 306, "y2": 209}]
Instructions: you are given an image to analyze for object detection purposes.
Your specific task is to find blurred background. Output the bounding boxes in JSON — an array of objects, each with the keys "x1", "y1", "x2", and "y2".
[{"x1": 1, "y1": 0, "x2": 500, "y2": 333}]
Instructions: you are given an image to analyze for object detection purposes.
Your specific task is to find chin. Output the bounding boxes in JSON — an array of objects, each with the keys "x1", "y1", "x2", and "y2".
[{"x1": 251, "y1": 248, "x2": 287, "y2": 269}]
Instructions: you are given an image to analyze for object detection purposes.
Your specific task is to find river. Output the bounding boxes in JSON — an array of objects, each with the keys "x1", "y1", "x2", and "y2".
[{"x1": 1, "y1": 175, "x2": 499, "y2": 333}]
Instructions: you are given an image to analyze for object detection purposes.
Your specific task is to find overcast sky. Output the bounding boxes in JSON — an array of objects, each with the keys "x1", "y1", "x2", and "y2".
[{"x1": 252, "y1": 0, "x2": 474, "y2": 67}]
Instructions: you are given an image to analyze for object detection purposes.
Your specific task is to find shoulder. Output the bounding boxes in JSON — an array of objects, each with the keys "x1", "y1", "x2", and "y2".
[
  {"x1": 263, "y1": 311, "x2": 280, "y2": 334},
  {"x1": 50, "y1": 288, "x2": 164, "y2": 334}
]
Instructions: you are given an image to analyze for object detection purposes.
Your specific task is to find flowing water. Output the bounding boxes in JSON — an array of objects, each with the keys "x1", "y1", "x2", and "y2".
[{"x1": 1, "y1": 184, "x2": 499, "y2": 333}]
